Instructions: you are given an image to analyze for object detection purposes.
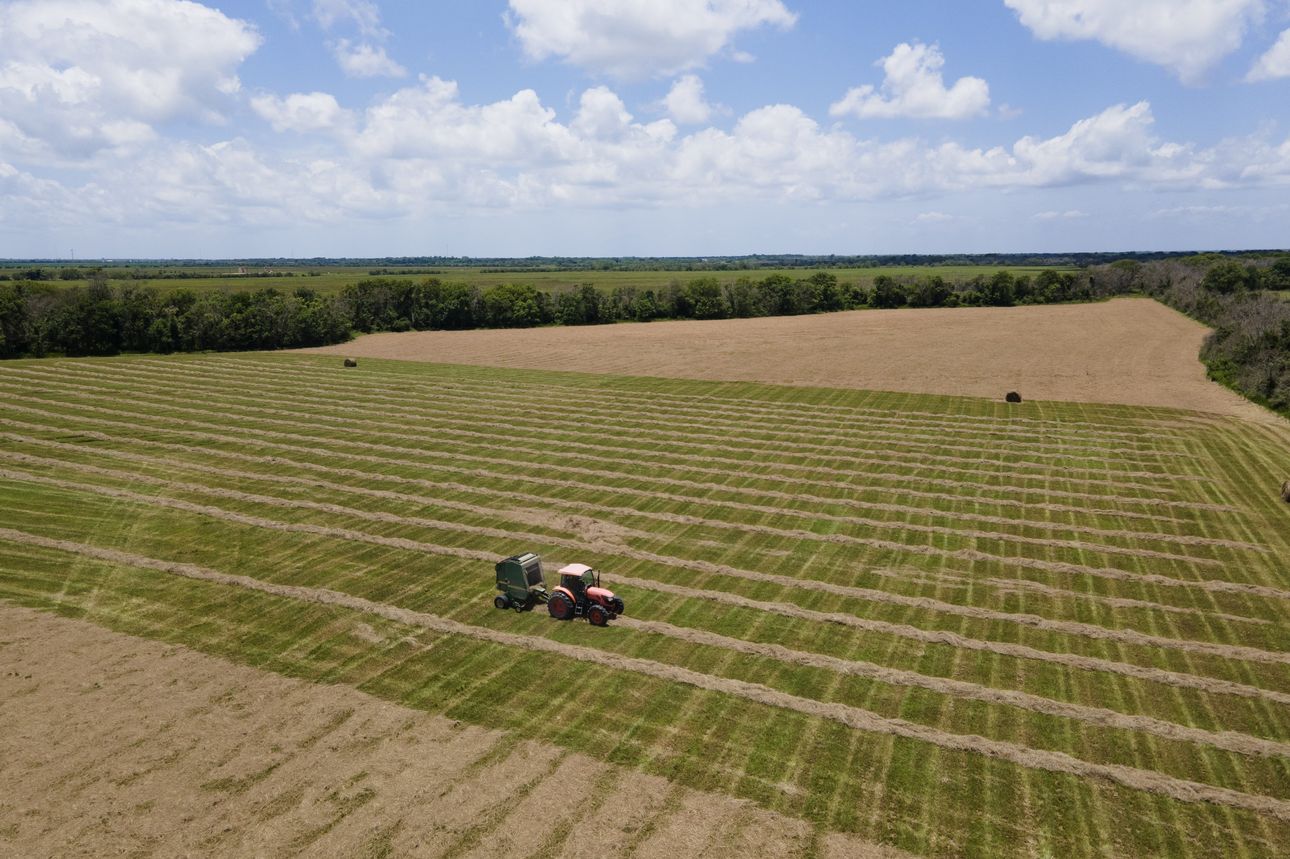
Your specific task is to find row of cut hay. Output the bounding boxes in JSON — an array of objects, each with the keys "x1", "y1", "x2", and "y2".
[
  {"x1": 6, "y1": 366, "x2": 1191, "y2": 482},
  {"x1": 0, "y1": 375, "x2": 1206, "y2": 503},
  {"x1": 0, "y1": 398, "x2": 1270, "y2": 607},
  {"x1": 3, "y1": 459, "x2": 1287, "y2": 713},
  {"x1": 196, "y1": 355, "x2": 1183, "y2": 439},
  {"x1": 2, "y1": 525, "x2": 1288, "y2": 825},
  {"x1": 0, "y1": 397, "x2": 1257, "y2": 599},
  {"x1": 4, "y1": 446, "x2": 1280, "y2": 669},
  {"x1": 7, "y1": 417, "x2": 1269, "y2": 635},
  {"x1": 125, "y1": 360, "x2": 1186, "y2": 462}
]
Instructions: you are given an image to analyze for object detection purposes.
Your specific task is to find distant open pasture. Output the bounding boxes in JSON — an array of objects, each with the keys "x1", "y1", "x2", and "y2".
[
  {"x1": 10, "y1": 264, "x2": 1071, "y2": 295},
  {"x1": 311, "y1": 297, "x2": 1275, "y2": 422},
  {"x1": 1, "y1": 353, "x2": 1288, "y2": 857}
]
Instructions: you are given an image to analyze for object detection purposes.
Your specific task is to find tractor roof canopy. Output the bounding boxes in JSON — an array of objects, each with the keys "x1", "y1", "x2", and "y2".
[{"x1": 557, "y1": 563, "x2": 596, "y2": 586}]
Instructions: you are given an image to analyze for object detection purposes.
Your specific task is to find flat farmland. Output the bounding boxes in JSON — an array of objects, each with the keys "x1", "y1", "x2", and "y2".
[
  {"x1": 1, "y1": 353, "x2": 1289, "y2": 857},
  {"x1": 24, "y1": 264, "x2": 1067, "y2": 296},
  {"x1": 310, "y1": 297, "x2": 1273, "y2": 422}
]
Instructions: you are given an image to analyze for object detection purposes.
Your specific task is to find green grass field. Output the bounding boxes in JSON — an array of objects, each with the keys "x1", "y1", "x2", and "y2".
[
  {"x1": 1, "y1": 354, "x2": 1288, "y2": 858},
  {"x1": 11, "y1": 264, "x2": 1070, "y2": 295}
]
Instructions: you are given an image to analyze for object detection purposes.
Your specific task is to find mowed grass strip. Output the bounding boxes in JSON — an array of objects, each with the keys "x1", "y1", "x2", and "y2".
[
  {"x1": 0, "y1": 369, "x2": 1200, "y2": 497},
  {"x1": 0, "y1": 384, "x2": 1277, "y2": 620},
  {"x1": 2, "y1": 353, "x2": 1288, "y2": 858},
  {"x1": 1, "y1": 524, "x2": 1288, "y2": 859},
  {"x1": 1, "y1": 459, "x2": 1288, "y2": 750},
  {"x1": 72, "y1": 359, "x2": 1190, "y2": 466}
]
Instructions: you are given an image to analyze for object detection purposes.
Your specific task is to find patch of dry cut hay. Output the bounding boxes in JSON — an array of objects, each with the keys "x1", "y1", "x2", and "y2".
[
  {"x1": 303, "y1": 298, "x2": 1280, "y2": 422},
  {"x1": 0, "y1": 604, "x2": 908, "y2": 858}
]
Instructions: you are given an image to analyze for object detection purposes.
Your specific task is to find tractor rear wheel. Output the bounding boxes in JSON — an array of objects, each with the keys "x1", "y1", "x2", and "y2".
[
  {"x1": 494, "y1": 595, "x2": 510, "y2": 610},
  {"x1": 587, "y1": 604, "x2": 609, "y2": 627},
  {"x1": 548, "y1": 594, "x2": 575, "y2": 621}
]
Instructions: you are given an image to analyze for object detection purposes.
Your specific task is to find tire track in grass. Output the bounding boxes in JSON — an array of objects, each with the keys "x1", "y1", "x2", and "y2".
[
  {"x1": 197, "y1": 357, "x2": 1180, "y2": 439},
  {"x1": 0, "y1": 430, "x2": 1242, "y2": 569},
  {"x1": 0, "y1": 407, "x2": 1203, "y2": 525},
  {"x1": 0, "y1": 402, "x2": 1269, "y2": 597},
  {"x1": 76, "y1": 362, "x2": 1185, "y2": 466},
  {"x1": 2, "y1": 460, "x2": 1289, "y2": 674},
  {"x1": 1, "y1": 371, "x2": 1195, "y2": 487},
  {"x1": 2, "y1": 527, "x2": 1287, "y2": 822},
  {"x1": 7, "y1": 422, "x2": 1265, "y2": 630}
]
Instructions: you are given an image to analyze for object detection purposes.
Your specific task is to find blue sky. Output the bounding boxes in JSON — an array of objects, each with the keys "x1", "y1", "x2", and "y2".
[{"x1": 2, "y1": 0, "x2": 1289, "y2": 258}]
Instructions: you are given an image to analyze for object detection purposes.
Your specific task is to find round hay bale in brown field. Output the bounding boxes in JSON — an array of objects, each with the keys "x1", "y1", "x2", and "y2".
[
  {"x1": 343, "y1": 358, "x2": 358, "y2": 368},
  {"x1": 1005, "y1": 391, "x2": 1022, "y2": 403},
  {"x1": 1281, "y1": 480, "x2": 1290, "y2": 503}
]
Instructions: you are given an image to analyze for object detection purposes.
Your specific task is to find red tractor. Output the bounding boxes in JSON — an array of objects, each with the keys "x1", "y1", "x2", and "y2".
[
  {"x1": 493, "y1": 555, "x2": 624, "y2": 626},
  {"x1": 547, "y1": 563, "x2": 624, "y2": 626}
]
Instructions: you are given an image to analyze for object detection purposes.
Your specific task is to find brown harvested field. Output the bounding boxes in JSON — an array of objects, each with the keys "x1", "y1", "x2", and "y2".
[
  {"x1": 0, "y1": 604, "x2": 908, "y2": 859},
  {"x1": 307, "y1": 297, "x2": 1275, "y2": 422}
]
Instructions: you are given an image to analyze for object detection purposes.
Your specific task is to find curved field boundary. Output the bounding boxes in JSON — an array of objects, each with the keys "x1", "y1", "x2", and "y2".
[
  {"x1": 3, "y1": 527, "x2": 1287, "y2": 822},
  {"x1": 7, "y1": 422, "x2": 1263, "y2": 632},
  {"x1": 0, "y1": 391, "x2": 1222, "y2": 514},
  {"x1": 7, "y1": 368, "x2": 1193, "y2": 484},
  {"x1": 2, "y1": 426, "x2": 1254, "y2": 554},
  {"x1": 2, "y1": 472, "x2": 1283, "y2": 706},
  {"x1": 3, "y1": 461, "x2": 1289, "y2": 686},
  {"x1": 209, "y1": 357, "x2": 1179, "y2": 438},
  {"x1": 0, "y1": 408, "x2": 1200, "y2": 527},
  {"x1": 2, "y1": 400, "x2": 1269, "y2": 597},
  {"x1": 94, "y1": 362, "x2": 1185, "y2": 465}
]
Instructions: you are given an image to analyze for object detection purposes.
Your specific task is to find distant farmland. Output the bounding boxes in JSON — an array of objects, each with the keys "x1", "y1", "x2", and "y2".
[
  {"x1": 1, "y1": 354, "x2": 1288, "y2": 857},
  {"x1": 9, "y1": 263, "x2": 1073, "y2": 295}
]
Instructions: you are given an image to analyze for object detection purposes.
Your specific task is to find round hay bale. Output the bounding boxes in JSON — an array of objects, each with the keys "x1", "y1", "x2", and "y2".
[
  {"x1": 1282, "y1": 480, "x2": 1290, "y2": 503},
  {"x1": 1005, "y1": 391, "x2": 1022, "y2": 404},
  {"x1": 343, "y1": 358, "x2": 358, "y2": 368}
]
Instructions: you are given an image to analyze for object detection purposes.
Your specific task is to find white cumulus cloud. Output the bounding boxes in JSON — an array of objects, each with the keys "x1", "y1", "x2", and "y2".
[
  {"x1": 1004, "y1": 0, "x2": 1266, "y2": 82},
  {"x1": 664, "y1": 75, "x2": 715, "y2": 124},
  {"x1": 1247, "y1": 28, "x2": 1290, "y2": 80},
  {"x1": 0, "y1": 0, "x2": 260, "y2": 161},
  {"x1": 251, "y1": 92, "x2": 350, "y2": 133},
  {"x1": 830, "y1": 42, "x2": 990, "y2": 120},
  {"x1": 506, "y1": 0, "x2": 797, "y2": 78},
  {"x1": 332, "y1": 40, "x2": 407, "y2": 78}
]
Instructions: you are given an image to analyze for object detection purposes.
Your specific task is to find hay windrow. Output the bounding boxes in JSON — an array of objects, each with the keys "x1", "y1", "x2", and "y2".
[
  {"x1": 5, "y1": 456, "x2": 1285, "y2": 669},
  {"x1": 1, "y1": 370, "x2": 1197, "y2": 487},
  {"x1": 68, "y1": 361, "x2": 1186, "y2": 465},
  {"x1": 2, "y1": 527, "x2": 1286, "y2": 822}
]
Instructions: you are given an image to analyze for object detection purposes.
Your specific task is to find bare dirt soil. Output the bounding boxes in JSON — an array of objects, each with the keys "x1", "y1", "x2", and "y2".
[
  {"x1": 0, "y1": 604, "x2": 909, "y2": 858},
  {"x1": 307, "y1": 298, "x2": 1273, "y2": 421}
]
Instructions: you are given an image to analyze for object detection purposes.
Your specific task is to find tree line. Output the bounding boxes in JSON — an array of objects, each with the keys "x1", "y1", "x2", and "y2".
[
  {"x1": 2, "y1": 258, "x2": 1287, "y2": 419},
  {"x1": 1086, "y1": 256, "x2": 1290, "y2": 416}
]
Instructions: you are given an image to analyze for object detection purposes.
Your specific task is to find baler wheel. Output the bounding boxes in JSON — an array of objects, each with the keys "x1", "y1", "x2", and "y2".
[{"x1": 494, "y1": 595, "x2": 510, "y2": 610}]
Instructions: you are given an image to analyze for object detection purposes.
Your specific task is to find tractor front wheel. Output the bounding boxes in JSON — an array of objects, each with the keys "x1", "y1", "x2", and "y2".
[
  {"x1": 587, "y1": 604, "x2": 609, "y2": 627},
  {"x1": 548, "y1": 594, "x2": 575, "y2": 621},
  {"x1": 494, "y1": 595, "x2": 510, "y2": 610}
]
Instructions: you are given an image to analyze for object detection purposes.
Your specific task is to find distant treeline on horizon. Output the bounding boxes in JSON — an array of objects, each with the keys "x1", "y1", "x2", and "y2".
[
  {"x1": 2, "y1": 249, "x2": 1286, "y2": 273},
  {"x1": 2, "y1": 255, "x2": 1287, "y2": 418}
]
